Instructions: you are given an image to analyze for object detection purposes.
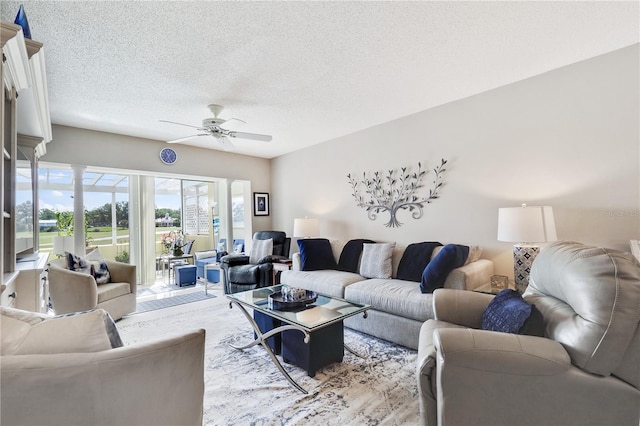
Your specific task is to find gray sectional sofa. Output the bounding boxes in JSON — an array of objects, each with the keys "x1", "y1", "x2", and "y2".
[{"x1": 281, "y1": 239, "x2": 494, "y2": 350}]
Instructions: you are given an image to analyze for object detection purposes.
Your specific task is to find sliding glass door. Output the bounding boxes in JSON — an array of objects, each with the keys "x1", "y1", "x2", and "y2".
[{"x1": 38, "y1": 163, "x2": 252, "y2": 287}]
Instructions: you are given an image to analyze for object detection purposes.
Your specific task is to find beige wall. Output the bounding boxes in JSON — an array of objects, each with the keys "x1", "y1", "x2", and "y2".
[
  {"x1": 271, "y1": 44, "x2": 640, "y2": 277},
  {"x1": 41, "y1": 125, "x2": 273, "y2": 231}
]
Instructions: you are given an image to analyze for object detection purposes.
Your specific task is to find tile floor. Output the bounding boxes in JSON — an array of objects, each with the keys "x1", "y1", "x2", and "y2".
[{"x1": 136, "y1": 269, "x2": 221, "y2": 302}]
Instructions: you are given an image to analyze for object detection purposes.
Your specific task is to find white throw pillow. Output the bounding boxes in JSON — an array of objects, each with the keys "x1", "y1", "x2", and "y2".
[
  {"x1": 195, "y1": 250, "x2": 217, "y2": 261},
  {"x1": 0, "y1": 307, "x2": 50, "y2": 355},
  {"x1": 85, "y1": 247, "x2": 105, "y2": 261},
  {"x1": 465, "y1": 245, "x2": 482, "y2": 265},
  {"x1": 249, "y1": 238, "x2": 273, "y2": 264},
  {"x1": 13, "y1": 309, "x2": 122, "y2": 355},
  {"x1": 360, "y1": 242, "x2": 396, "y2": 279}
]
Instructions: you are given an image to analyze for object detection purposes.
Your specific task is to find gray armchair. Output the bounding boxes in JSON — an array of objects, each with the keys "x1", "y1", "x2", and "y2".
[
  {"x1": 48, "y1": 257, "x2": 136, "y2": 320},
  {"x1": 417, "y1": 241, "x2": 640, "y2": 426},
  {"x1": 220, "y1": 231, "x2": 291, "y2": 294}
]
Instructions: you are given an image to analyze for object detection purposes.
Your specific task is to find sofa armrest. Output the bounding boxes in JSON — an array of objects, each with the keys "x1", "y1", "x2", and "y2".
[
  {"x1": 1, "y1": 329, "x2": 206, "y2": 426},
  {"x1": 292, "y1": 252, "x2": 302, "y2": 271},
  {"x1": 432, "y1": 288, "x2": 494, "y2": 327},
  {"x1": 434, "y1": 328, "x2": 570, "y2": 375},
  {"x1": 221, "y1": 254, "x2": 250, "y2": 267},
  {"x1": 444, "y1": 259, "x2": 494, "y2": 290},
  {"x1": 48, "y1": 265, "x2": 98, "y2": 314},
  {"x1": 105, "y1": 260, "x2": 136, "y2": 293}
]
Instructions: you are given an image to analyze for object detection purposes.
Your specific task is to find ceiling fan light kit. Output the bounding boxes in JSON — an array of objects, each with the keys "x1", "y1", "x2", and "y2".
[{"x1": 160, "y1": 103, "x2": 272, "y2": 150}]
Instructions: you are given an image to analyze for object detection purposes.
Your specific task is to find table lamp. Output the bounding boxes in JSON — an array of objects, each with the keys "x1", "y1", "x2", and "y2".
[
  {"x1": 498, "y1": 204, "x2": 557, "y2": 293},
  {"x1": 293, "y1": 217, "x2": 319, "y2": 239}
]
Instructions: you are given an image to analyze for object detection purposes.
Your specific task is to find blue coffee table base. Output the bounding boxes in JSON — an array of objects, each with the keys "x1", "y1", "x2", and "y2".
[{"x1": 282, "y1": 321, "x2": 344, "y2": 377}]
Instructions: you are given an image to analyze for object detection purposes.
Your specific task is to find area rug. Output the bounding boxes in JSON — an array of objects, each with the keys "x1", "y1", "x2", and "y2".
[
  {"x1": 117, "y1": 293, "x2": 419, "y2": 425},
  {"x1": 132, "y1": 291, "x2": 216, "y2": 314}
]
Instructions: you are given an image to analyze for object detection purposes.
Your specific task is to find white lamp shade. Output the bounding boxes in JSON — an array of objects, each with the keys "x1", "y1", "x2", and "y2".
[
  {"x1": 497, "y1": 205, "x2": 557, "y2": 243},
  {"x1": 293, "y1": 218, "x2": 319, "y2": 238}
]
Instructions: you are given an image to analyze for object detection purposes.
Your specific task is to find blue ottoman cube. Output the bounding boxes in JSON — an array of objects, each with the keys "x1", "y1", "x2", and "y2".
[
  {"x1": 206, "y1": 267, "x2": 220, "y2": 283},
  {"x1": 175, "y1": 265, "x2": 197, "y2": 287}
]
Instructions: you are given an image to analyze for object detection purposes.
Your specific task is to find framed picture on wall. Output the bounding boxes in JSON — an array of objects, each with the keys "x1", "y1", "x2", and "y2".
[{"x1": 253, "y1": 192, "x2": 270, "y2": 216}]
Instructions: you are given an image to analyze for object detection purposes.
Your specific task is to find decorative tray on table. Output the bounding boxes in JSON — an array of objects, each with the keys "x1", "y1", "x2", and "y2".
[{"x1": 268, "y1": 289, "x2": 318, "y2": 310}]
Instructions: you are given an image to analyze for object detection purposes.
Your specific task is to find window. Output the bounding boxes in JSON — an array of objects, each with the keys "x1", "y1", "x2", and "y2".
[
  {"x1": 182, "y1": 180, "x2": 211, "y2": 235},
  {"x1": 38, "y1": 165, "x2": 130, "y2": 262}
]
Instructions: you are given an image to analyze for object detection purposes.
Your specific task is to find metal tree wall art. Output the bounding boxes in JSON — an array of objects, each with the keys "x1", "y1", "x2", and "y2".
[{"x1": 347, "y1": 159, "x2": 447, "y2": 228}]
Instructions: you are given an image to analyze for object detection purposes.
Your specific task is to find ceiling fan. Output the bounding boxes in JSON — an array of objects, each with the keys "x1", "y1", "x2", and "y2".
[{"x1": 160, "y1": 104, "x2": 272, "y2": 150}]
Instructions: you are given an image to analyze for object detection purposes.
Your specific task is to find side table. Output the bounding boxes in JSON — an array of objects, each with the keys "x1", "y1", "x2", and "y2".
[
  {"x1": 203, "y1": 262, "x2": 221, "y2": 295},
  {"x1": 272, "y1": 261, "x2": 292, "y2": 285}
]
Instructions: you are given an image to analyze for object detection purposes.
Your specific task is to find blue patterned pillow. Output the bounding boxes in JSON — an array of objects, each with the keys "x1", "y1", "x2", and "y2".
[
  {"x1": 481, "y1": 289, "x2": 545, "y2": 336},
  {"x1": 66, "y1": 252, "x2": 111, "y2": 284},
  {"x1": 298, "y1": 238, "x2": 337, "y2": 271}
]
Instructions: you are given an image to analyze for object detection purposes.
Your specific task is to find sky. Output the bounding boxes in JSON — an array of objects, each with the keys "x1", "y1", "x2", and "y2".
[{"x1": 17, "y1": 166, "x2": 180, "y2": 212}]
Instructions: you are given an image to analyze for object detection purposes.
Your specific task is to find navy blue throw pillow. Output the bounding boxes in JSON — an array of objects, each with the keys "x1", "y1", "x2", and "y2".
[
  {"x1": 420, "y1": 244, "x2": 469, "y2": 293},
  {"x1": 298, "y1": 238, "x2": 338, "y2": 271},
  {"x1": 338, "y1": 239, "x2": 375, "y2": 273},
  {"x1": 396, "y1": 242, "x2": 442, "y2": 282},
  {"x1": 481, "y1": 289, "x2": 545, "y2": 336}
]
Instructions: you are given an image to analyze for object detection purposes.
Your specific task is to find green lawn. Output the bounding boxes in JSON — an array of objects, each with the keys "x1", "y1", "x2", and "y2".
[{"x1": 38, "y1": 227, "x2": 182, "y2": 248}]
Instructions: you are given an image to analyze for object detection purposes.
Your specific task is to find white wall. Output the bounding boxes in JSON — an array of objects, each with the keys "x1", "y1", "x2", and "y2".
[
  {"x1": 41, "y1": 125, "x2": 273, "y2": 231},
  {"x1": 271, "y1": 44, "x2": 640, "y2": 277}
]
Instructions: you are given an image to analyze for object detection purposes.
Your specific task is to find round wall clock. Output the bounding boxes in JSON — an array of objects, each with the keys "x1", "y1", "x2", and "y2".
[{"x1": 159, "y1": 147, "x2": 177, "y2": 165}]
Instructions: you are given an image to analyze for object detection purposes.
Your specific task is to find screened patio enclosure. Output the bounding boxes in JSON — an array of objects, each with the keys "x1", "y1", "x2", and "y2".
[{"x1": 28, "y1": 163, "x2": 252, "y2": 286}]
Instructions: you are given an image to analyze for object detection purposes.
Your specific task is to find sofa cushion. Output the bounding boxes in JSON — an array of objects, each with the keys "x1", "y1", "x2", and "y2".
[
  {"x1": 482, "y1": 289, "x2": 544, "y2": 336},
  {"x1": 526, "y1": 241, "x2": 640, "y2": 380},
  {"x1": 97, "y1": 282, "x2": 132, "y2": 303},
  {"x1": 280, "y1": 269, "x2": 366, "y2": 298},
  {"x1": 345, "y1": 279, "x2": 435, "y2": 322},
  {"x1": 338, "y1": 239, "x2": 375, "y2": 273},
  {"x1": 9, "y1": 309, "x2": 122, "y2": 355},
  {"x1": 396, "y1": 242, "x2": 442, "y2": 282},
  {"x1": 298, "y1": 238, "x2": 338, "y2": 271},
  {"x1": 360, "y1": 243, "x2": 395, "y2": 279},
  {"x1": 249, "y1": 238, "x2": 273, "y2": 264},
  {"x1": 421, "y1": 244, "x2": 469, "y2": 293}
]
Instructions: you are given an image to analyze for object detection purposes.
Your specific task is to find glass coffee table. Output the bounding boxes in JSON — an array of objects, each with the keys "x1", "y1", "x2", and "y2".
[{"x1": 227, "y1": 285, "x2": 370, "y2": 394}]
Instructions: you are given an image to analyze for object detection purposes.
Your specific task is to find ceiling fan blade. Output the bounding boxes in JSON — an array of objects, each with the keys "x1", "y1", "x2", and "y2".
[
  {"x1": 228, "y1": 131, "x2": 272, "y2": 142},
  {"x1": 218, "y1": 117, "x2": 246, "y2": 131},
  {"x1": 217, "y1": 136, "x2": 235, "y2": 151},
  {"x1": 159, "y1": 120, "x2": 204, "y2": 130},
  {"x1": 167, "y1": 134, "x2": 209, "y2": 144}
]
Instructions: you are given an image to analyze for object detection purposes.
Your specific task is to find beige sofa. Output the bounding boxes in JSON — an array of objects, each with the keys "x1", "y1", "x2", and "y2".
[
  {"x1": 48, "y1": 257, "x2": 136, "y2": 320},
  {"x1": 282, "y1": 240, "x2": 494, "y2": 349},
  {"x1": 416, "y1": 241, "x2": 640, "y2": 426},
  {"x1": 1, "y1": 307, "x2": 206, "y2": 426}
]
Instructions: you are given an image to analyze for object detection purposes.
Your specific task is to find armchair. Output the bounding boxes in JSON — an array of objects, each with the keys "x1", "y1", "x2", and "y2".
[
  {"x1": 1, "y1": 307, "x2": 205, "y2": 426},
  {"x1": 48, "y1": 255, "x2": 136, "y2": 320},
  {"x1": 417, "y1": 241, "x2": 640, "y2": 426},
  {"x1": 220, "y1": 231, "x2": 291, "y2": 294}
]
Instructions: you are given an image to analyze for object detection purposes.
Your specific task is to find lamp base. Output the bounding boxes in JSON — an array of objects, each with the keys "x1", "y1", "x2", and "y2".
[{"x1": 513, "y1": 244, "x2": 539, "y2": 293}]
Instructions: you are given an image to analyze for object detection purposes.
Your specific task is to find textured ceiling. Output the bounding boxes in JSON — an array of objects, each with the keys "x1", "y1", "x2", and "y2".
[{"x1": 1, "y1": 1, "x2": 638, "y2": 159}]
